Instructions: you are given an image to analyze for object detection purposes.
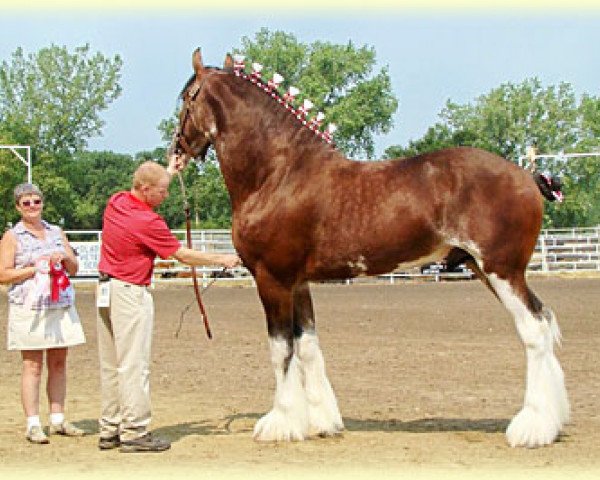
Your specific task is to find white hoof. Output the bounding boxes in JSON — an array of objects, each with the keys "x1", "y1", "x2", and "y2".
[
  {"x1": 253, "y1": 408, "x2": 308, "y2": 442},
  {"x1": 506, "y1": 406, "x2": 561, "y2": 448}
]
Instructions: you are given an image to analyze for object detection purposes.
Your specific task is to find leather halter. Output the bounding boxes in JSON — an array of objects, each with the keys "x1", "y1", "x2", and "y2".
[
  {"x1": 172, "y1": 78, "x2": 214, "y2": 339},
  {"x1": 173, "y1": 80, "x2": 207, "y2": 161}
]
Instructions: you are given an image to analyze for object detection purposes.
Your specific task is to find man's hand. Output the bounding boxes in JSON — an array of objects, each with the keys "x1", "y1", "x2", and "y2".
[
  {"x1": 218, "y1": 254, "x2": 242, "y2": 269},
  {"x1": 166, "y1": 153, "x2": 188, "y2": 176}
]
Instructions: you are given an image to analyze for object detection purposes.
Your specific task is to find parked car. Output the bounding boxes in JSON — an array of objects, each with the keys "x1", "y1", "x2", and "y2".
[{"x1": 420, "y1": 261, "x2": 475, "y2": 279}]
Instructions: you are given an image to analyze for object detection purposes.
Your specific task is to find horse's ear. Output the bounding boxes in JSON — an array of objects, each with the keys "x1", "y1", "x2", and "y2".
[
  {"x1": 223, "y1": 53, "x2": 234, "y2": 72},
  {"x1": 192, "y1": 48, "x2": 205, "y2": 78}
]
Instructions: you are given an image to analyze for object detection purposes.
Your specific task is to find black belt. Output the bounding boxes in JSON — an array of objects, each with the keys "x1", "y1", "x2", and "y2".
[{"x1": 98, "y1": 272, "x2": 146, "y2": 287}]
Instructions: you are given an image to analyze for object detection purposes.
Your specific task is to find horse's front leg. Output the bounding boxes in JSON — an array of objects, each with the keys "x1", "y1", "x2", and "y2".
[
  {"x1": 293, "y1": 282, "x2": 344, "y2": 437},
  {"x1": 253, "y1": 271, "x2": 309, "y2": 442}
]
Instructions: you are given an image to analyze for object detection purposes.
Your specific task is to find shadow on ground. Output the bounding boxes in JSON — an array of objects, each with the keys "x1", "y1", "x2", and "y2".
[{"x1": 149, "y1": 414, "x2": 510, "y2": 444}]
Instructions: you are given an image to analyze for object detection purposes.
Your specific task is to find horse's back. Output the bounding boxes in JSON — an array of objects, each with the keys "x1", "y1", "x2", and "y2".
[{"x1": 319, "y1": 146, "x2": 542, "y2": 227}]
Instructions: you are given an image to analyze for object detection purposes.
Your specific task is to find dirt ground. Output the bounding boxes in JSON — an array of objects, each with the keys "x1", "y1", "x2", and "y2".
[{"x1": 1, "y1": 276, "x2": 599, "y2": 479}]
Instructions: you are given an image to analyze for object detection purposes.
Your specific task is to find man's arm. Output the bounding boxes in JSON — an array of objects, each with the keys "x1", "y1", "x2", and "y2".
[{"x1": 171, "y1": 247, "x2": 241, "y2": 269}]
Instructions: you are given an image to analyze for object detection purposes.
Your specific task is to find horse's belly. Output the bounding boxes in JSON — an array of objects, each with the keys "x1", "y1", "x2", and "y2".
[{"x1": 306, "y1": 244, "x2": 451, "y2": 280}]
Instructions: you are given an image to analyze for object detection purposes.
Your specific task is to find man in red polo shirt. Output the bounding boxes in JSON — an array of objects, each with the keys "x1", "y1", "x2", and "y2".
[{"x1": 97, "y1": 156, "x2": 240, "y2": 453}]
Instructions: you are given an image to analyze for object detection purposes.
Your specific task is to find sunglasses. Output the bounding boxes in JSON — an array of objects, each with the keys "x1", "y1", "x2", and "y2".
[{"x1": 20, "y1": 199, "x2": 42, "y2": 207}]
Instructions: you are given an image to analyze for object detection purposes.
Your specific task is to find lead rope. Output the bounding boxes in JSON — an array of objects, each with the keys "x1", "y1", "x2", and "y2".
[{"x1": 175, "y1": 170, "x2": 213, "y2": 339}]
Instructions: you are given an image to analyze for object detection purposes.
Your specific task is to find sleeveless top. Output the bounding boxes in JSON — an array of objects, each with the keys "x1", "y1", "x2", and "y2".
[{"x1": 7, "y1": 220, "x2": 74, "y2": 310}]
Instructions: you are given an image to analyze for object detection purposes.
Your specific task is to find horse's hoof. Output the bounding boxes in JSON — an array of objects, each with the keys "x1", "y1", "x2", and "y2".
[
  {"x1": 253, "y1": 409, "x2": 307, "y2": 442},
  {"x1": 506, "y1": 407, "x2": 561, "y2": 448}
]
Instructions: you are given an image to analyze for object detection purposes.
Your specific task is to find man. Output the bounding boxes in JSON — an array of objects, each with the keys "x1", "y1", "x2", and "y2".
[{"x1": 96, "y1": 155, "x2": 240, "y2": 453}]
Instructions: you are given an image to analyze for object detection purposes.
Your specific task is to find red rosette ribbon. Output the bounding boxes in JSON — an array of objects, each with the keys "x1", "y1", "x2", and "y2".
[{"x1": 49, "y1": 261, "x2": 71, "y2": 302}]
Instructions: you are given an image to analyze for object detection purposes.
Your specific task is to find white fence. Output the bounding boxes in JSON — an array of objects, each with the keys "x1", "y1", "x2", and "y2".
[
  {"x1": 65, "y1": 226, "x2": 600, "y2": 283},
  {"x1": 530, "y1": 226, "x2": 600, "y2": 273}
]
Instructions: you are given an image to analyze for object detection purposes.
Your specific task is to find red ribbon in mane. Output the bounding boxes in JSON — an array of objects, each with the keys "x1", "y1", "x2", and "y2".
[{"x1": 49, "y1": 262, "x2": 70, "y2": 302}]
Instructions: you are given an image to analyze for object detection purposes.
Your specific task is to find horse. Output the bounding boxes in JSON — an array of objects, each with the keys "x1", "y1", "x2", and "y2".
[{"x1": 172, "y1": 48, "x2": 569, "y2": 448}]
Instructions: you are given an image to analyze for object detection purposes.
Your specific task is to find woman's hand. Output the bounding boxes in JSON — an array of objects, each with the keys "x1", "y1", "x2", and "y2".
[
  {"x1": 34, "y1": 258, "x2": 51, "y2": 274},
  {"x1": 48, "y1": 253, "x2": 65, "y2": 268}
]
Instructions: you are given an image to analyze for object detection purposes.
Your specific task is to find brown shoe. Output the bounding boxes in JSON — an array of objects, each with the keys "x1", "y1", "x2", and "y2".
[
  {"x1": 26, "y1": 425, "x2": 49, "y2": 444},
  {"x1": 49, "y1": 421, "x2": 85, "y2": 437},
  {"x1": 119, "y1": 433, "x2": 170, "y2": 453},
  {"x1": 99, "y1": 434, "x2": 121, "y2": 450}
]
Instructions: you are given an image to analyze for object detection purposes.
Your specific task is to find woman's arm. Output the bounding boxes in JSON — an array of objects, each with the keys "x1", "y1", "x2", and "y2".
[{"x1": 0, "y1": 231, "x2": 36, "y2": 285}]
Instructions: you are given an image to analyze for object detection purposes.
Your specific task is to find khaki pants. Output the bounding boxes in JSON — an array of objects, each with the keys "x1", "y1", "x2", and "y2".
[{"x1": 97, "y1": 278, "x2": 154, "y2": 441}]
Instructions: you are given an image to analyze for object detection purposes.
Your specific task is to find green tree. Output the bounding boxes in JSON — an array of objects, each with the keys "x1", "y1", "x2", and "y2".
[
  {"x1": 577, "y1": 94, "x2": 600, "y2": 151},
  {"x1": 541, "y1": 155, "x2": 600, "y2": 228},
  {"x1": 66, "y1": 150, "x2": 137, "y2": 229},
  {"x1": 236, "y1": 29, "x2": 398, "y2": 159},
  {"x1": 0, "y1": 44, "x2": 123, "y2": 230},
  {"x1": 30, "y1": 152, "x2": 73, "y2": 227},
  {"x1": 385, "y1": 79, "x2": 581, "y2": 162},
  {"x1": 439, "y1": 78, "x2": 579, "y2": 160},
  {"x1": 0, "y1": 44, "x2": 122, "y2": 156},
  {"x1": 384, "y1": 124, "x2": 465, "y2": 159},
  {"x1": 189, "y1": 159, "x2": 232, "y2": 228}
]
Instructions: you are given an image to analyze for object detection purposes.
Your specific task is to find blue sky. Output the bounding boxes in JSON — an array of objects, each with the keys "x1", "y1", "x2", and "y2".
[{"x1": 1, "y1": 9, "x2": 599, "y2": 158}]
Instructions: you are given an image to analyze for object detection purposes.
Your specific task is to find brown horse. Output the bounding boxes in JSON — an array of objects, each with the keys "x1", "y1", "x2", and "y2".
[{"x1": 172, "y1": 49, "x2": 569, "y2": 448}]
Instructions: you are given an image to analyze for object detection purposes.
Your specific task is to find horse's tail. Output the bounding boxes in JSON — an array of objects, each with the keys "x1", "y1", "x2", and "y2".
[{"x1": 533, "y1": 172, "x2": 563, "y2": 203}]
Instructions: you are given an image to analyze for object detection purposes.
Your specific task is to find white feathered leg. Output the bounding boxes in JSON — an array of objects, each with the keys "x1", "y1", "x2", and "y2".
[
  {"x1": 489, "y1": 275, "x2": 570, "y2": 448},
  {"x1": 253, "y1": 337, "x2": 309, "y2": 441},
  {"x1": 295, "y1": 331, "x2": 344, "y2": 436}
]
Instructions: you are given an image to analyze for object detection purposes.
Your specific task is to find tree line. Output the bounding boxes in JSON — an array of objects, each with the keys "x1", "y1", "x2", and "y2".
[{"x1": 1, "y1": 29, "x2": 599, "y2": 232}]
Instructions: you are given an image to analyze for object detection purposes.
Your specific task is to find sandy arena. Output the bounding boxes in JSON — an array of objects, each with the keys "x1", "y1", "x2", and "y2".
[{"x1": 1, "y1": 276, "x2": 599, "y2": 479}]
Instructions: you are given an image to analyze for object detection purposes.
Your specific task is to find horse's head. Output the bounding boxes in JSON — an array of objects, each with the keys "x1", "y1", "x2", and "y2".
[{"x1": 170, "y1": 49, "x2": 227, "y2": 163}]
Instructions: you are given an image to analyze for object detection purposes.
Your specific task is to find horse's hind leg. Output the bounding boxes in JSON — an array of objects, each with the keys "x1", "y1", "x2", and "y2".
[
  {"x1": 293, "y1": 282, "x2": 344, "y2": 437},
  {"x1": 487, "y1": 271, "x2": 570, "y2": 447},
  {"x1": 252, "y1": 269, "x2": 309, "y2": 442}
]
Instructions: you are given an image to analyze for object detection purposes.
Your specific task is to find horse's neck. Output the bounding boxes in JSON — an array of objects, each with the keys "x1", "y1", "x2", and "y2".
[
  {"x1": 211, "y1": 84, "x2": 337, "y2": 207},
  {"x1": 210, "y1": 92, "x2": 276, "y2": 182},
  {"x1": 213, "y1": 127, "x2": 280, "y2": 207}
]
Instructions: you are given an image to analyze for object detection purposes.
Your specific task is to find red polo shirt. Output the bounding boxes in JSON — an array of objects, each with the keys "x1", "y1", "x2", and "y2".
[{"x1": 98, "y1": 192, "x2": 181, "y2": 285}]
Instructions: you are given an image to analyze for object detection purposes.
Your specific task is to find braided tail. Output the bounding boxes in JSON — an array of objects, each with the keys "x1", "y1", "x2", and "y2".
[{"x1": 533, "y1": 172, "x2": 564, "y2": 203}]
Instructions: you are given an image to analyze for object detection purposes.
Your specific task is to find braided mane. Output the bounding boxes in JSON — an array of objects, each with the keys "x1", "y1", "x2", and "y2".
[{"x1": 179, "y1": 61, "x2": 338, "y2": 153}]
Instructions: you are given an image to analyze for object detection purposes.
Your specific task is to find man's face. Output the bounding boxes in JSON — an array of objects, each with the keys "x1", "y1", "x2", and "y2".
[{"x1": 143, "y1": 176, "x2": 170, "y2": 209}]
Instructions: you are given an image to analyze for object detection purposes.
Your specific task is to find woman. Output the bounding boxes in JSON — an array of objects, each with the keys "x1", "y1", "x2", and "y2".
[{"x1": 0, "y1": 183, "x2": 85, "y2": 444}]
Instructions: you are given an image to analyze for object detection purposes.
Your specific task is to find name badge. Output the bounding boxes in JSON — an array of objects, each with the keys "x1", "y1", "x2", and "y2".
[{"x1": 96, "y1": 281, "x2": 111, "y2": 308}]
